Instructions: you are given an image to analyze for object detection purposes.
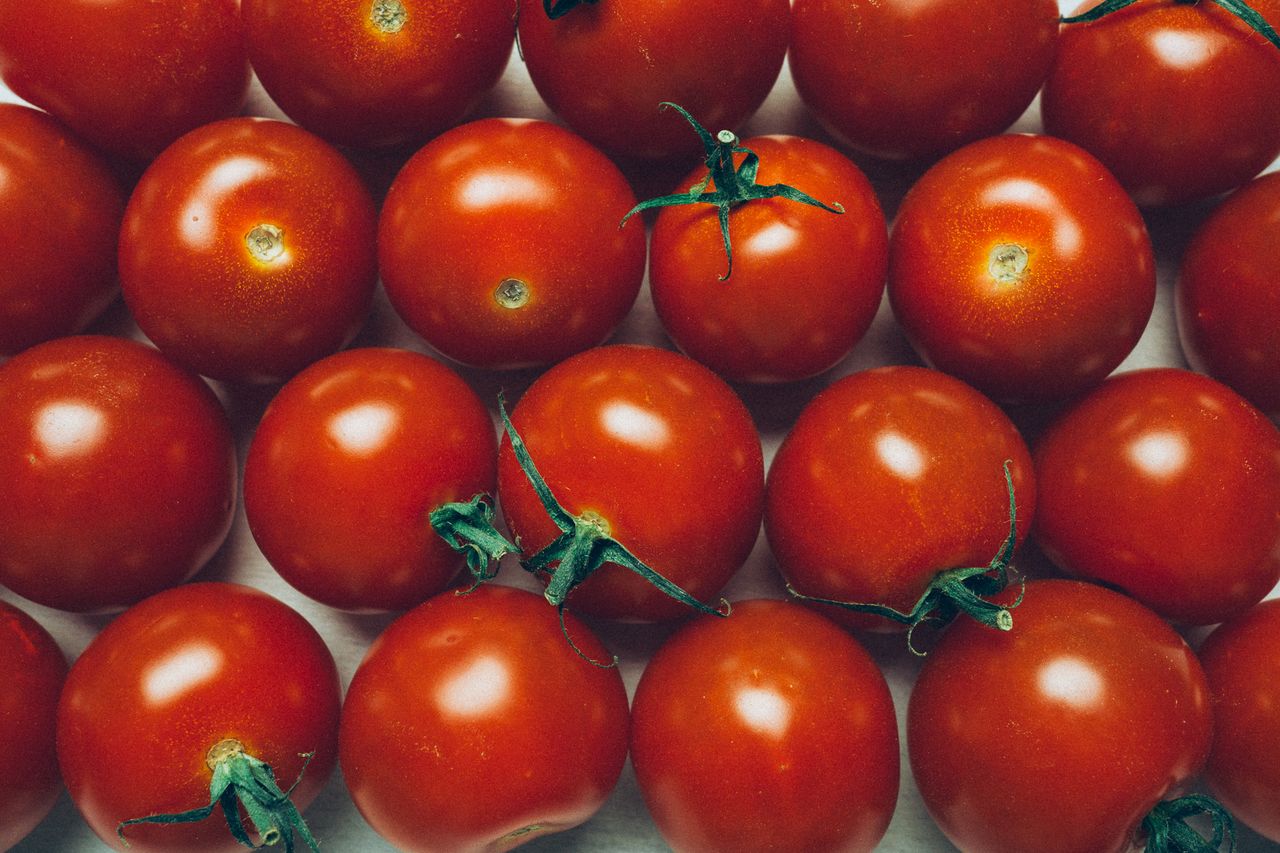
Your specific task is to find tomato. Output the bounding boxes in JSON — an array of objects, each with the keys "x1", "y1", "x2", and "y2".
[
  {"x1": 0, "y1": 104, "x2": 125, "y2": 356},
  {"x1": 0, "y1": 0, "x2": 249, "y2": 161},
  {"x1": 1034, "y1": 367, "x2": 1280, "y2": 626},
  {"x1": 649, "y1": 134, "x2": 887, "y2": 383},
  {"x1": 0, "y1": 336, "x2": 236, "y2": 612},
  {"x1": 888, "y1": 134, "x2": 1156, "y2": 405},
  {"x1": 243, "y1": 0, "x2": 514, "y2": 148},
  {"x1": 1043, "y1": 0, "x2": 1280, "y2": 206},
  {"x1": 379, "y1": 119, "x2": 645, "y2": 369},
  {"x1": 119, "y1": 118, "x2": 379, "y2": 384},
  {"x1": 339, "y1": 583, "x2": 629, "y2": 852},
  {"x1": 1177, "y1": 171, "x2": 1280, "y2": 420},
  {"x1": 516, "y1": 0, "x2": 789, "y2": 161},
  {"x1": 789, "y1": 0, "x2": 1058, "y2": 161},
  {"x1": 908, "y1": 579, "x2": 1213, "y2": 853},
  {"x1": 764, "y1": 365, "x2": 1034, "y2": 633},
  {"x1": 244, "y1": 347, "x2": 498, "y2": 612},
  {"x1": 630, "y1": 599, "x2": 899, "y2": 853}
]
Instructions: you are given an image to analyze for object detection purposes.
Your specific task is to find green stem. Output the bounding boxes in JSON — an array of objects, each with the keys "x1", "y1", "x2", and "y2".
[
  {"x1": 1062, "y1": 0, "x2": 1279, "y2": 51},
  {"x1": 429, "y1": 493, "x2": 520, "y2": 589},
  {"x1": 543, "y1": 0, "x2": 598, "y2": 19},
  {"x1": 1141, "y1": 795, "x2": 1235, "y2": 852}
]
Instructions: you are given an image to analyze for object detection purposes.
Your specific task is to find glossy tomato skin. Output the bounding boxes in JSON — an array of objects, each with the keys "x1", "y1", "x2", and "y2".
[
  {"x1": 650, "y1": 135, "x2": 887, "y2": 383},
  {"x1": 243, "y1": 0, "x2": 514, "y2": 148},
  {"x1": 0, "y1": 104, "x2": 125, "y2": 356},
  {"x1": 630, "y1": 599, "x2": 899, "y2": 853},
  {"x1": 498, "y1": 345, "x2": 765, "y2": 621},
  {"x1": 0, "y1": 0, "x2": 249, "y2": 161},
  {"x1": 908, "y1": 579, "x2": 1212, "y2": 853},
  {"x1": 790, "y1": 0, "x2": 1058, "y2": 161},
  {"x1": 340, "y1": 583, "x2": 630, "y2": 853},
  {"x1": 1035, "y1": 368, "x2": 1280, "y2": 626},
  {"x1": 765, "y1": 366, "x2": 1034, "y2": 632},
  {"x1": 0, "y1": 336, "x2": 236, "y2": 612},
  {"x1": 888, "y1": 134, "x2": 1156, "y2": 405},
  {"x1": 244, "y1": 348, "x2": 498, "y2": 612},
  {"x1": 1043, "y1": 0, "x2": 1280, "y2": 207},
  {"x1": 517, "y1": 0, "x2": 789, "y2": 161}
]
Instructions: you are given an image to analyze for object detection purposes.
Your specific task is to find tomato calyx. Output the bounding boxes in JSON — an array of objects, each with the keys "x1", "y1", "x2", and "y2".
[
  {"x1": 430, "y1": 494, "x2": 521, "y2": 590},
  {"x1": 1140, "y1": 794, "x2": 1236, "y2": 853},
  {"x1": 1062, "y1": 0, "x2": 1280, "y2": 51},
  {"x1": 543, "y1": 0, "x2": 598, "y2": 20}
]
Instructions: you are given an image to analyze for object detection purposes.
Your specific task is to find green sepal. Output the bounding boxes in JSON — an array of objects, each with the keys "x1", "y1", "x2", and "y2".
[
  {"x1": 1141, "y1": 794, "x2": 1236, "y2": 853},
  {"x1": 430, "y1": 493, "x2": 520, "y2": 589},
  {"x1": 543, "y1": 0, "x2": 598, "y2": 19},
  {"x1": 1062, "y1": 0, "x2": 1279, "y2": 51}
]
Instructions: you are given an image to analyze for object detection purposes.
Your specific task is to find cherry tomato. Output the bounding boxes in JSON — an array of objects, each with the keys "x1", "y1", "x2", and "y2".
[
  {"x1": 244, "y1": 347, "x2": 498, "y2": 612},
  {"x1": 243, "y1": 0, "x2": 514, "y2": 148},
  {"x1": 119, "y1": 118, "x2": 378, "y2": 384},
  {"x1": 1177, "y1": 171, "x2": 1280, "y2": 420},
  {"x1": 888, "y1": 134, "x2": 1156, "y2": 404},
  {"x1": 0, "y1": 336, "x2": 236, "y2": 612},
  {"x1": 1043, "y1": 0, "x2": 1280, "y2": 206},
  {"x1": 379, "y1": 119, "x2": 645, "y2": 369},
  {"x1": 340, "y1": 583, "x2": 630, "y2": 852},
  {"x1": 789, "y1": 0, "x2": 1058, "y2": 161},
  {"x1": 0, "y1": 0, "x2": 249, "y2": 161},
  {"x1": 630, "y1": 599, "x2": 899, "y2": 853},
  {"x1": 764, "y1": 365, "x2": 1034, "y2": 632},
  {"x1": 1034, "y1": 368, "x2": 1280, "y2": 626},
  {"x1": 649, "y1": 134, "x2": 888, "y2": 383},
  {"x1": 908, "y1": 579, "x2": 1213, "y2": 853},
  {"x1": 0, "y1": 104, "x2": 124, "y2": 356}
]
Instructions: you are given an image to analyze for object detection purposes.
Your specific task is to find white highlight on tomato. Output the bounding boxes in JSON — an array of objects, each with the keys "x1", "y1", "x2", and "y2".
[
  {"x1": 744, "y1": 221, "x2": 799, "y2": 257},
  {"x1": 733, "y1": 686, "x2": 791, "y2": 738},
  {"x1": 33, "y1": 400, "x2": 106, "y2": 459},
  {"x1": 600, "y1": 400, "x2": 671, "y2": 450},
  {"x1": 327, "y1": 402, "x2": 399, "y2": 455},
  {"x1": 874, "y1": 430, "x2": 926, "y2": 480},
  {"x1": 1150, "y1": 29, "x2": 1215, "y2": 71},
  {"x1": 1037, "y1": 656, "x2": 1103, "y2": 710},
  {"x1": 1127, "y1": 431, "x2": 1189, "y2": 479},
  {"x1": 142, "y1": 643, "x2": 225, "y2": 704},
  {"x1": 437, "y1": 655, "x2": 511, "y2": 718},
  {"x1": 459, "y1": 171, "x2": 547, "y2": 211}
]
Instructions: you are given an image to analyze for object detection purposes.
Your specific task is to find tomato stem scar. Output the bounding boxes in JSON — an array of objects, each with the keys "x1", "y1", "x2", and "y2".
[
  {"x1": 494, "y1": 277, "x2": 530, "y2": 309},
  {"x1": 371, "y1": 0, "x2": 407, "y2": 33},
  {"x1": 245, "y1": 223, "x2": 285, "y2": 263},
  {"x1": 989, "y1": 243, "x2": 1029, "y2": 284}
]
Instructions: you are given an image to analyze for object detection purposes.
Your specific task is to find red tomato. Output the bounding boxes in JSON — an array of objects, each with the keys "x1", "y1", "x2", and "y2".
[
  {"x1": 0, "y1": 600, "x2": 66, "y2": 851},
  {"x1": 765, "y1": 366, "x2": 1035, "y2": 632},
  {"x1": 649, "y1": 134, "x2": 888, "y2": 383},
  {"x1": 789, "y1": 0, "x2": 1058, "y2": 161},
  {"x1": 0, "y1": 104, "x2": 124, "y2": 356},
  {"x1": 908, "y1": 579, "x2": 1213, "y2": 853},
  {"x1": 0, "y1": 0, "x2": 249, "y2": 161},
  {"x1": 244, "y1": 347, "x2": 498, "y2": 612},
  {"x1": 57, "y1": 582, "x2": 341, "y2": 853},
  {"x1": 1177, "y1": 171, "x2": 1280, "y2": 419},
  {"x1": 888, "y1": 134, "x2": 1156, "y2": 404},
  {"x1": 243, "y1": 0, "x2": 514, "y2": 148},
  {"x1": 1034, "y1": 368, "x2": 1280, "y2": 626},
  {"x1": 119, "y1": 118, "x2": 378, "y2": 384},
  {"x1": 339, "y1": 583, "x2": 630, "y2": 853},
  {"x1": 630, "y1": 599, "x2": 899, "y2": 853},
  {"x1": 1043, "y1": 0, "x2": 1280, "y2": 206},
  {"x1": 379, "y1": 119, "x2": 645, "y2": 369},
  {"x1": 0, "y1": 336, "x2": 236, "y2": 612}
]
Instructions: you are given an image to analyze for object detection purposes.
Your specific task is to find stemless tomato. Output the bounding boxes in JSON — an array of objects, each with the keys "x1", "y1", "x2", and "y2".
[
  {"x1": 244, "y1": 347, "x2": 498, "y2": 612},
  {"x1": 1034, "y1": 368, "x2": 1280, "y2": 626},
  {"x1": 649, "y1": 134, "x2": 888, "y2": 383},
  {"x1": 888, "y1": 134, "x2": 1155, "y2": 404},
  {"x1": 0, "y1": 104, "x2": 124, "y2": 356},
  {"x1": 243, "y1": 0, "x2": 514, "y2": 148},
  {"x1": 1043, "y1": 0, "x2": 1280, "y2": 206},
  {"x1": 789, "y1": 0, "x2": 1058, "y2": 161},
  {"x1": 0, "y1": 336, "x2": 236, "y2": 612},
  {"x1": 379, "y1": 119, "x2": 645, "y2": 369},
  {"x1": 57, "y1": 583, "x2": 341, "y2": 853},
  {"x1": 630, "y1": 599, "x2": 899, "y2": 853},
  {"x1": 908, "y1": 579, "x2": 1213, "y2": 853},
  {"x1": 340, "y1": 583, "x2": 630, "y2": 853},
  {"x1": 120, "y1": 118, "x2": 378, "y2": 384}
]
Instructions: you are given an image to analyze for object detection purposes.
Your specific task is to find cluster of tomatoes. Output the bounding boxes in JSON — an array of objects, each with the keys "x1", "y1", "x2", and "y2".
[{"x1": 2, "y1": 0, "x2": 1280, "y2": 851}]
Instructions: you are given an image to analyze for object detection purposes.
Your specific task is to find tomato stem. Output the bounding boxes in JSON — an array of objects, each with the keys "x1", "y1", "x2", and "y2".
[
  {"x1": 543, "y1": 0, "x2": 598, "y2": 20},
  {"x1": 1062, "y1": 0, "x2": 1279, "y2": 52},
  {"x1": 1141, "y1": 794, "x2": 1236, "y2": 853},
  {"x1": 430, "y1": 494, "x2": 520, "y2": 590}
]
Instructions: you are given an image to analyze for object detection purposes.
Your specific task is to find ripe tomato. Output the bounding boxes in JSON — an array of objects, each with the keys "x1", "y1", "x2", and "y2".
[
  {"x1": 339, "y1": 583, "x2": 630, "y2": 852},
  {"x1": 1043, "y1": 0, "x2": 1280, "y2": 206},
  {"x1": 1034, "y1": 368, "x2": 1280, "y2": 626},
  {"x1": 119, "y1": 118, "x2": 379, "y2": 384},
  {"x1": 244, "y1": 347, "x2": 498, "y2": 612},
  {"x1": 379, "y1": 119, "x2": 646, "y2": 369},
  {"x1": 243, "y1": 0, "x2": 514, "y2": 148},
  {"x1": 0, "y1": 336, "x2": 236, "y2": 612},
  {"x1": 764, "y1": 366, "x2": 1034, "y2": 633},
  {"x1": 888, "y1": 134, "x2": 1155, "y2": 404},
  {"x1": 57, "y1": 582, "x2": 341, "y2": 853},
  {"x1": 789, "y1": 0, "x2": 1058, "y2": 161},
  {"x1": 630, "y1": 599, "x2": 899, "y2": 853},
  {"x1": 908, "y1": 579, "x2": 1213, "y2": 853}
]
